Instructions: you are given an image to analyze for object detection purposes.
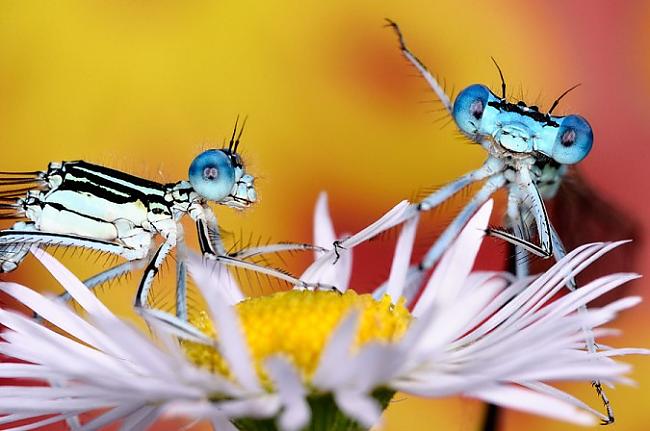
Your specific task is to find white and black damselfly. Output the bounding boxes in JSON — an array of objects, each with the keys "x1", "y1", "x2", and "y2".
[{"x1": 0, "y1": 118, "x2": 323, "y2": 320}]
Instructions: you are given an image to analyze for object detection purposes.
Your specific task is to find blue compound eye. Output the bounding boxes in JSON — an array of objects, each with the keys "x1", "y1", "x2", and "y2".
[
  {"x1": 188, "y1": 150, "x2": 236, "y2": 201},
  {"x1": 452, "y1": 84, "x2": 491, "y2": 136},
  {"x1": 551, "y1": 115, "x2": 593, "y2": 164}
]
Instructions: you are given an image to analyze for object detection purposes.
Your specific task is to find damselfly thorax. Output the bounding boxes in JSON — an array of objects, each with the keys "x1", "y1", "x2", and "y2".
[
  {"x1": 0, "y1": 119, "x2": 322, "y2": 321},
  {"x1": 386, "y1": 20, "x2": 615, "y2": 424}
]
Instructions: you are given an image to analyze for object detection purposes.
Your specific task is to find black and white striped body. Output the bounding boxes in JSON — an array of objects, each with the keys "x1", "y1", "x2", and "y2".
[{"x1": 2, "y1": 161, "x2": 195, "y2": 271}]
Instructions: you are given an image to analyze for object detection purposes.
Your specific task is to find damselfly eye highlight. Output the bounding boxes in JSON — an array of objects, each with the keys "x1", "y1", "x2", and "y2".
[
  {"x1": 453, "y1": 84, "x2": 491, "y2": 137},
  {"x1": 188, "y1": 149, "x2": 236, "y2": 201},
  {"x1": 551, "y1": 115, "x2": 593, "y2": 164}
]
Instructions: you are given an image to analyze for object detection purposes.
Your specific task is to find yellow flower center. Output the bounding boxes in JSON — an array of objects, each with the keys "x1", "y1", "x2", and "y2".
[{"x1": 183, "y1": 290, "x2": 411, "y2": 384}]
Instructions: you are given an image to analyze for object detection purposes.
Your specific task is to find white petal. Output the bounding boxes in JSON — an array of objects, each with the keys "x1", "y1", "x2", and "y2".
[
  {"x1": 313, "y1": 191, "x2": 336, "y2": 256},
  {"x1": 203, "y1": 286, "x2": 260, "y2": 392},
  {"x1": 521, "y1": 381, "x2": 609, "y2": 423},
  {"x1": 345, "y1": 343, "x2": 404, "y2": 392},
  {"x1": 301, "y1": 244, "x2": 353, "y2": 292},
  {"x1": 339, "y1": 200, "x2": 412, "y2": 249},
  {"x1": 213, "y1": 396, "x2": 280, "y2": 418},
  {"x1": 459, "y1": 243, "x2": 623, "y2": 347},
  {"x1": 211, "y1": 416, "x2": 239, "y2": 431},
  {"x1": 140, "y1": 308, "x2": 213, "y2": 344},
  {"x1": 265, "y1": 357, "x2": 310, "y2": 431},
  {"x1": 312, "y1": 311, "x2": 360, "y2": 389},
  {"x1": 469, "y1": 385, "x2": 596, "y2": 426},
  {"x1": 511, "y1": 361, "x2": 630, "y2": 382},
  {"x1": 372, "y1": 265, "x2": 426, "y2": 305},
  {"x1": 29, "y1": 248, "x2": 115, "y2": 320},
  {"x1": 334, "y1": 390, "x2": 382, "y2": 429},
  {"x1": 597, "y1": 347, "x2": 650, "y2": 357},
  {"x1": 302, "y1": 200, "x2": 411, "y2": 288},
  {"x1": 0, "y1": 414, "x2": 74, "y2": 431},
  {"x1": 407, "y1": 278, "x2": 500, "y2": 360},
  {"x1": 0, "y1": 414, "x2": 33, "y2": 426},
  {"x1": 541, "y1": 274, "x2": 639, "y2": 321},
  {"x1": 0, "y1": 282, "x2": 127, "y2": 360},
  {"x1": 413, "y1": 199, "x2": 493, "y2": 317},
  {"x1": 385, "y1": 213, "x2": 419, "y2": 303},
  {"x1": 117, "y1": 406, "x2": 160, "y2": 431},
  {"x1": 187, "y1": 252, "x2": 244, "y2": 305},
  {"x1": 80, "y1": 404, "x2": 144, "y2": 431}
]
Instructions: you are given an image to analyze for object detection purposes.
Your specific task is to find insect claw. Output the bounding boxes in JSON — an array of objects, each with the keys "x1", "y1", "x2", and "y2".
[
  {"x1": 330, "y1": 285, "x2": 343, "y2": 295},
  {"x1": 31, "y1": 310, "x2": 43, "y2": 323},
  {"x1": 332, "y1": 240, "x2": 346, "y2": 264},
  {"x1": 383, "y1": 17, "x2": 397, "y2": 28},
  {"x1": 600, "y1": 416, "x2": 615, "y2": 426}
]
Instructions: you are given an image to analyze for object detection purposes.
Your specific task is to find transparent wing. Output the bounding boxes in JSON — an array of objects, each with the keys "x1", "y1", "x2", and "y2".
[{"x1": 546, "y1": 169, "x2": 639, "y2": 300}]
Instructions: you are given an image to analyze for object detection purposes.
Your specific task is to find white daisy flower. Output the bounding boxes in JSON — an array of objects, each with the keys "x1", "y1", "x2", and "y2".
[{"x1": 0, "y1": 194, "x2": 646, "y2": 431}]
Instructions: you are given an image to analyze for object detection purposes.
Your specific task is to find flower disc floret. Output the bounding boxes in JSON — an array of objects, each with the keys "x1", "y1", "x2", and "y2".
[{"x1": 184, "y1": 290, "x2": 411, "y2": 382}]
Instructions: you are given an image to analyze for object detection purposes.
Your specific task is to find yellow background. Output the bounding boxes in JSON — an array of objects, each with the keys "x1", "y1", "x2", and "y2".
[{"x1": 1, "y1": 1, "x2": 649, "y2": 430}]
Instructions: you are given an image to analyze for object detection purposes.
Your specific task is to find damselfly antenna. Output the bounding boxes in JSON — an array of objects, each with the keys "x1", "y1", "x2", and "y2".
[
  {"x1": 228, "y1": 115, "x2": 240, "y2": 152},
  {"x1": 233, "y1": 116, "x2": 248, "y2": 154},
  {"x1": 490, "y1": 57, "x2": 506, "y2": 100},
  {"x1": 548, "y1": 83, "x2": 581, "y2": 115}
]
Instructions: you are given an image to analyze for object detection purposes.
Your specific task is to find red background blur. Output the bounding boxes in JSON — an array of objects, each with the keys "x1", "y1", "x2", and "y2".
[{"x1": 0, "y1": 1, "x2": 648, "y2": 430}]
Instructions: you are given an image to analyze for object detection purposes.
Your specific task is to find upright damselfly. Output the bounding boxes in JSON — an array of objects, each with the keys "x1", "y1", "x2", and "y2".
[
  {"x1": 385, "y1": 20, "x2": 614, "y2": 423},
  {"x1": 0, "y1": 118, "x2": 323, "y2": 321}
]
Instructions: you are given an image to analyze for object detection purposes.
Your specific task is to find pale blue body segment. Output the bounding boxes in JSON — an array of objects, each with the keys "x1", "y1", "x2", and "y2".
[{"x1": 385, "y1": 20, "x2": 614, "y2": 424}]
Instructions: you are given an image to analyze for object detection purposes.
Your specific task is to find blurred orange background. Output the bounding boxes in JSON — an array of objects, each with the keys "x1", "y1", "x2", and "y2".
[{"x1": 1, "y1": 1, "x2": 649, "y2": 430}]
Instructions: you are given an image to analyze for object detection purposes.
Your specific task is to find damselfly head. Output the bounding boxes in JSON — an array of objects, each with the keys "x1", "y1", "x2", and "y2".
[
  {"x1": 452, "y1": 83, "x2": 593, "y2": 165},
  {"x1": 188, "y1": 149, "x2": 256, "y2": 209}
]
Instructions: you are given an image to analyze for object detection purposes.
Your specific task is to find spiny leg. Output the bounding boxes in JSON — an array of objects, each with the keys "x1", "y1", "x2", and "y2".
[
  {"x1": 56, "y1": 259, "x2": 148, "y2": 303},
  {"x1": 493, "y1": 185, "x2": 614, "y2": 423},
  {"x1": 175, "y1": 222, "x2": 189, "y2": 321},
  {"x1": 228, "y1": 242, "x2": 326, "y2": 260},
  {"x1": 419, "y1": 174, "x2": 505, "y2": 271},
  {"x1": 418, "y1": 162, "x2": 497, "y2": 211},
  {"x1": 135, "y1": 236, "x2": 176, "y2": 310},
  {"x1": 379, "y1": 175, "x2": 505, "y2": 306},
  {"x1": 195, "y1": 210, "x2": 334, "y2": 291},
  {"x1": 550, "y1": 223, "x2": 614, "y2": 424},
  {"x1": 385, "y1": 19, "x2": 453, "y2": 114},
  {"x1": 203, "y1": 253, "x2": 334, "y2": 291},
  {"x1": 195, "y1": 206, "x2": 323, "y2": 261},
  {"x1": 195, "y1": 204, "x2": 227, "y2": 256}
]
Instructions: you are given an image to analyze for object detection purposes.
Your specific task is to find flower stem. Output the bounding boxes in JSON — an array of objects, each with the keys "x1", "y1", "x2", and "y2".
[
  {"x1": 481, "y1": 403, "x2": 501, "y2": 431},
  {"x1": 480, "y1": 242, "x2": 520, "y2": 431}
]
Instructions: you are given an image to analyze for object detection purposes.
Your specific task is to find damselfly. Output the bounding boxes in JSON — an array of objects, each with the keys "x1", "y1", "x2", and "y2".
[
  {"x1": 386, "y1": 20, "x2": 614, "y2": 424},
  {"x1": 0, "y1": 119, "x2": 322, "y2": 320}
]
